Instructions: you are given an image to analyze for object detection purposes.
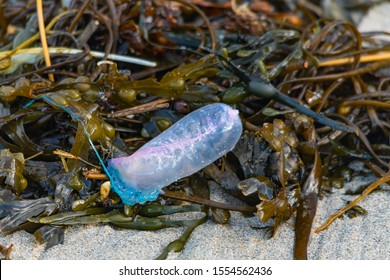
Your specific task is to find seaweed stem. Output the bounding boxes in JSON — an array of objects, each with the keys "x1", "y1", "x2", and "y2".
[
  {"x1": 215, "y1": 53, "x2": 356, "y2": 133},
  {"x1": 282, "y1": 60, "x2": 390, "y2": 84},
  {"x1": 364, "y1": 160, "x2": 386, "y2": 177},
  {"x1": 68, "y1": 0, "x2": 92, "y2": 33},
  {"x1": 170, "y1": 0, "x2": 217, "y2": 50},
  {"x1": 294, "y1": 148, "x2": 321, "y2": 259},
  {"x1": 162, "y1": 191, "x2": 257, "y2": 213},
  {"x1": 341, "y1": 100, "x2": 390, "y2": 109}
]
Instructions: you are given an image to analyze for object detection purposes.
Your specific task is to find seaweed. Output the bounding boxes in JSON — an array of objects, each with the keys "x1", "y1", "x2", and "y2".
[
  {"x1": 0, "y1": 242, "x2": 13, "y2": 260},
  {"x1": 34, "y1": 225, "x2": 65, "y2": 250},
  {"x1": 0, "y1": 0, "x2": 389, "y2": 260},
  {"x1": 0, "y1": 149, "x2": 28, "y2": 195}
]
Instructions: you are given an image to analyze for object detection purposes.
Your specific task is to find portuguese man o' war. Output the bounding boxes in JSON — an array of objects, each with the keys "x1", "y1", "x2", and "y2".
[{"x1": 107, "y1": 103, "x2": 242, "y2": 205}]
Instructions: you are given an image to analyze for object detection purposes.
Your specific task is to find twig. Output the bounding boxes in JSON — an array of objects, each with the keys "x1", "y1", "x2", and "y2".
[
  {"x1": 107, "y1": 99, "x2": 169, "y2": 118},
  {"x1": 54, "y1": 149, "x2": 101, "y2": 169},
  {"x1": 124, "y1": 137, "x2": 146, "y2": 143},
  {"x1": 83, "y1": 172, "x2": 108, "y2": 180},
  {"x1": 315, "y1": 169, "x2": 390, "y2": 233},
  {"x1": 243, "y1": 119, "x2": 262, "y2": 133},
  {"x1": 25, "y1": 151, "x2": 44, "y2": 161},
  {"x1": 319, "y1": 51, "x2": 390, "y2": 67},
  {"x1": 36, "y1": 0, "x2": 54, "y2": 82}
]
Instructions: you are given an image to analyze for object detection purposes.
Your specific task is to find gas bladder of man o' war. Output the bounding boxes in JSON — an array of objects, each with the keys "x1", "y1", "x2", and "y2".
[{"x1": 107, "y1": 103, "x2": 243, "y2": 205}]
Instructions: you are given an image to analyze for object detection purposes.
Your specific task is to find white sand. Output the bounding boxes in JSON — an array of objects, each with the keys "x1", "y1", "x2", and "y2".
[{"x1": 1, "y1": 169, "x2": 389, "y2": 260}]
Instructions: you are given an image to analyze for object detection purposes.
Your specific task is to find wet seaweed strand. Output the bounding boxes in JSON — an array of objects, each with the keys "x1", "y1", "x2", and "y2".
[{"x1": 214, "y1": 52, "x2": 356, "y2": 133}]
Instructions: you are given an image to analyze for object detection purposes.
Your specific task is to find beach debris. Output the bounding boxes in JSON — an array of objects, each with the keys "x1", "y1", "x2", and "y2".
[{"x1": 0, "y1": 0, "x2": 389, "y2": 260}]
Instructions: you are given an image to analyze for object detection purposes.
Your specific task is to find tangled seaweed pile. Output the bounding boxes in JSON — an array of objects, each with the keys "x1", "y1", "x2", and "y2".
[{"x1": 0, "y1": 0, "x2": 389, "y2": 260}]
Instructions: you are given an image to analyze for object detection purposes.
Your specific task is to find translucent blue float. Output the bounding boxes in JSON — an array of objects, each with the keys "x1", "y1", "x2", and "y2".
[{"x1": 107, "y1": 103, "x2": 243, "y2": 205}]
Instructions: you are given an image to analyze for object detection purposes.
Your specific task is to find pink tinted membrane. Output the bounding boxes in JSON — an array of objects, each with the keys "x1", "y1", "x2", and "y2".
[{"x1": 108, "y1": 103, "x2": 243, "y2": 205}]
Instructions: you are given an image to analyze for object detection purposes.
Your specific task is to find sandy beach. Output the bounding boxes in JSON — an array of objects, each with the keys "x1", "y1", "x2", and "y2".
[{"x1": 1, "y1": 168, "x2": 389, "y2": 260}]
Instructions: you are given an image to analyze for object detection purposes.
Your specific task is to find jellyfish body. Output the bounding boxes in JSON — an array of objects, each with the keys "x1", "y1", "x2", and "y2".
[{"x1": 107, "y1": 103, "x2": 243, "y2": 205}]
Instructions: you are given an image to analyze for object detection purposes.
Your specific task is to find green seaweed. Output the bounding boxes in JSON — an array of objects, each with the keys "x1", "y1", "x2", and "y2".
[
  {"x1": 34, "y1": 225, "x2": 65, "y2": 250},
  {"x1": 0, "y1": 149, "x2": 27, "y2": 195},
  {"x1": 0, "y1": 194, "x2": 57, "y2": 235},
  {"x1": 156, "y1": 215, "x2": 207, "y2": 260}
]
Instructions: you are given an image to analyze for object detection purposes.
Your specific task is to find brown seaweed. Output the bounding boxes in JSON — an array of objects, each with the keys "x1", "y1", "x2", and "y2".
[{"x1": 0, "y1": 0, "x2": 389, "y2": 260}]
